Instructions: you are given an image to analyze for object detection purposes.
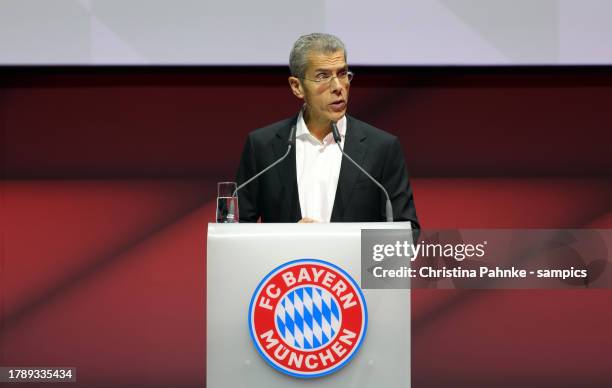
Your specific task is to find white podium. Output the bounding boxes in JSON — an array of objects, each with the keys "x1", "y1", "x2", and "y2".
[{"x1": 207, "y1": 222, "x2": 411, "y2": 388}]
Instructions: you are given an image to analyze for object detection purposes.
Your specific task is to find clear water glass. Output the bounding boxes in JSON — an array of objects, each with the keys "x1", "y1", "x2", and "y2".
[{"x1": 216, "y1": 182, "x2": 239, "y2": 223}]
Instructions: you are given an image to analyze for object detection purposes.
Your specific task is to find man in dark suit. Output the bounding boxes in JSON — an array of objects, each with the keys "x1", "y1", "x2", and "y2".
[{"x1": 236, "y1": 33, "x2": 418, "y2": 228}]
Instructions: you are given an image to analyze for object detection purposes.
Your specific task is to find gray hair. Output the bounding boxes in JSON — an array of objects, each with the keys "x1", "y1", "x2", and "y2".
[{"x1": 289, "y1": 33, "x2": 346, "y2": 79}]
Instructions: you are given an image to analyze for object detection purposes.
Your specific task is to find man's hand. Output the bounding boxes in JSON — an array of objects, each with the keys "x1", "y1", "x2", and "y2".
[{"x1": 298, "y1": 217, "x2": 319, "y2": 223}]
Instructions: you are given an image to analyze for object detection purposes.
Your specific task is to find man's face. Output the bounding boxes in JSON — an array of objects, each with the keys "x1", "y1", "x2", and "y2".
[{"x1": 290, "y1": 50, "x2": 350, "y2": 125}]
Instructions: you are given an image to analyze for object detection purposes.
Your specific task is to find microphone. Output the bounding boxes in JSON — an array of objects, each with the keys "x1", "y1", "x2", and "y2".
[
  {"x1": 228, "y1": 125, "x2": 296, "y2": 219},
  {"x1": 332, "y1": 122, "x2": 394, "y2": 222}
]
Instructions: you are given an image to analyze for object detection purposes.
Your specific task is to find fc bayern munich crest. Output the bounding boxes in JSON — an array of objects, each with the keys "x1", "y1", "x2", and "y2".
[{"x1": 248, "y1": 258, "x2": 368, "y2": 378}]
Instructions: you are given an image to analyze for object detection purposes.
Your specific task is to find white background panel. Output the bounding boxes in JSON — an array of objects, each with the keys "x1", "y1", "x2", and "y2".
[{"x1": 0, "y1": 0, "x2": 611, "y2": 65}]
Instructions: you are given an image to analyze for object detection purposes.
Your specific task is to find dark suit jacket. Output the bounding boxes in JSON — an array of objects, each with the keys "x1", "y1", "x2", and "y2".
[{"x1": 236, "y1": 114, "x2": 419, "y2": 228}]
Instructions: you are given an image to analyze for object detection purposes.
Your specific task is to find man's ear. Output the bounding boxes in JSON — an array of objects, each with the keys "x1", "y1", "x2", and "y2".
[{"x1": 288, "y1": 76, "x2": 304, "y2": 99}]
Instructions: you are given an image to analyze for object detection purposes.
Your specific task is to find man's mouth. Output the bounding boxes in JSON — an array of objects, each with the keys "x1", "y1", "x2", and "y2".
[{"x1": 330, "y1": 100, "x2": 346, "y2": 111}]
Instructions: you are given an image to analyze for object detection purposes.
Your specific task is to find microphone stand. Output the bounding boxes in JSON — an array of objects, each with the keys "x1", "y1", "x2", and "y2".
[{"x1": 332, "y1": 122, "x2": 394, "y2": 222}]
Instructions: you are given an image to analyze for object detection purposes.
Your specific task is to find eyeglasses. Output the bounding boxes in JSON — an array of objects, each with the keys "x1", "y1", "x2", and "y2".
[{"x1": 302, "y1": 71, "x2": 354, "y2": 85}]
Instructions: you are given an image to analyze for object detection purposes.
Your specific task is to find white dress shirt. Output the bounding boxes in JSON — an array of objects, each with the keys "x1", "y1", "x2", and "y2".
[{"x1": 295, "y1": 112, "x2": 346, "y2": 222}]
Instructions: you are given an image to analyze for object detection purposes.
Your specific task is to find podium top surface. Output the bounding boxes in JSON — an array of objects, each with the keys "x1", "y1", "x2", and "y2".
[{"x1": 208, "y1": 222, "x2": 411, "y2": 237}]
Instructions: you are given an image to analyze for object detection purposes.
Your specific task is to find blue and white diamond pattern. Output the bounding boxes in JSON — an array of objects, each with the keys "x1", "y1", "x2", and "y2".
[{"x1": 275, "y1": 286, "x2": 342, "y2": 350}]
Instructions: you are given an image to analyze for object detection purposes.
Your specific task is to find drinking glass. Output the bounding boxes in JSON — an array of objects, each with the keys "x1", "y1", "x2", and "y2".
[{"x1": 216, "y1": 182, "x2": 239, "y2": 223}]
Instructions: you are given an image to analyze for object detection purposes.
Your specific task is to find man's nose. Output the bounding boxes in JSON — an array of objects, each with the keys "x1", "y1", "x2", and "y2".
[{"x1": 330, "y1": 76, "x2": 343, "y2": 94}]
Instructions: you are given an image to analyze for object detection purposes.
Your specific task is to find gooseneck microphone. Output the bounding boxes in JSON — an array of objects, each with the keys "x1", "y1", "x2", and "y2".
[
  {"x1": 332, "y1": 122, "x2": 394, "y2": 222},
  {"x1": 232, "y1": 125, "x2": 296, "y2": 200}
]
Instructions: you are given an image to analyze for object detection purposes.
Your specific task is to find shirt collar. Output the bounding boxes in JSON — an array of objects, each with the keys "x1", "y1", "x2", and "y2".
[{"x1": 296, "y1": 109, "x2": 347, "y2": 143}]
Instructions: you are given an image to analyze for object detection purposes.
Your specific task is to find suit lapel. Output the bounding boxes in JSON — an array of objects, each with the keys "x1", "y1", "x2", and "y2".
[
  {"x1": 272, "y1": 117, "x2": 301, "y2": 221},
  {"x1": 331, "y1": 116, "x2": 368, "y2": 221}
]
